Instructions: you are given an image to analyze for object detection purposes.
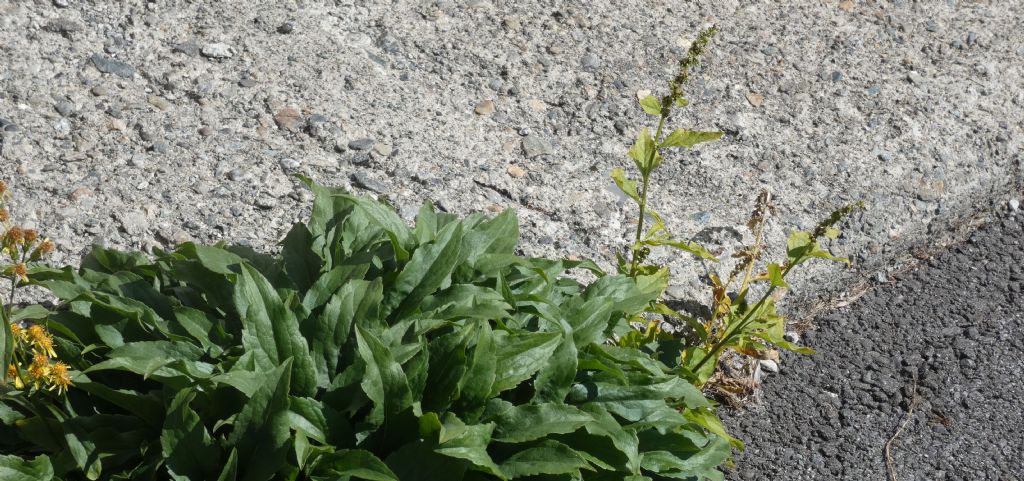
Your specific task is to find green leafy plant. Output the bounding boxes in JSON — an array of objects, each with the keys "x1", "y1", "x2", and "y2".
[
  {"x1": 0, "y1": 177, "x2": 733, "y2": 480},
  {"x1": 609, "y1": 26, "x2": 862, "y2": 392}
]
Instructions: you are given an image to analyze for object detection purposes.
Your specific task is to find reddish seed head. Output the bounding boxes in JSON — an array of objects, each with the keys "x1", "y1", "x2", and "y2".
[
  {"x1": 6, "y1": 226, "x2": 24, "y2": 243},
  {"x1": 0, "y1": 209, "x2": 8, "y2": 223},
  {"x1": 0, "y1": 180, "x2": 6, "y2": 196},
  {"x1": 23, "y1": 229, "x2": 38, "y2": 243},
  {"x1": 38, "y1": 239, "x2": 55, "y2": 255}
]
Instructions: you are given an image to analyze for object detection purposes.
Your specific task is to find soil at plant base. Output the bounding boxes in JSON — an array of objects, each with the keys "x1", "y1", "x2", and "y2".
[
  {"x1": 721, "y1": 207, "x2": 1024, "y2": 480},
  {"x1": 1, "y1": 2, "x2": 1022, "y2": 317}
]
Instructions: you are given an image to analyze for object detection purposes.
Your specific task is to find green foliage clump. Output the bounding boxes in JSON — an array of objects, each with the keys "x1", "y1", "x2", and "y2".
[{"x1": 0, "y1": 176, "x2": 732, "y2": 480}]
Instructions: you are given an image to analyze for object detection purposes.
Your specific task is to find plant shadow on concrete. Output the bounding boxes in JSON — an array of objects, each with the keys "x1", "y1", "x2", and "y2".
[{"x1": 0, "y1": 27, "x2": 861, "y2": 481}]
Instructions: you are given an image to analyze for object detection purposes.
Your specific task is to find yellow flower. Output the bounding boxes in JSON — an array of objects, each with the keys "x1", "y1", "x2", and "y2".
[
  {"x1": 28, "y1": 353, "x2": 50, "y2": 381},
  {"x1": 48, "y1": 362, "x2": 72, "y2": 394},
  {"x1": 28, "y1": 324, "x2": 57, "y2": 357}
]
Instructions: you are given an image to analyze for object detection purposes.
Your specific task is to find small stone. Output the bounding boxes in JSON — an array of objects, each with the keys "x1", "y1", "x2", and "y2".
[
  {"x1": 867, "y1": 85, "x2": 881, "y2": 96},
  {"x1": 348, "y1": 138, "x2": 375, "y2": 150},
  {"x1": 1010, "y1": 198, "x2": 1020, "y2": 211},
  {"x1": 277, "y1": 22, "x2": 295, "y2": 34},
  {"x1": 90, "y1": 85, "x2": 109, "y2": 96},
  {"x1": 128, "y1": 153, "x2": 147, "y2": 168},
  {"x1": 227, "y1": 169, "x2": 248, "y2": 181},
  {"x1": 90, "y1": 53, "x2": 135, "y2": 78},
  {"x1": 521, "y1": 135, "x2": 551, "y2": 158},
  {"x1": 487, "y1": 79, "x2": 504, "y2": 91},
  {"x1": 280, "y1": 158, "x2": 301, "y2": 170},
  {"x1": 68, "y1": 187, "x2": 94, "y2": 202},
  {"x1": 925, "y1": 20, "x2": 940, "y2": 33},
  {"x1": 838, "y1": 0, "x2": 854, "y2": 11},
  {"x1": 198, "y1": 126, "x2": 214, "y2": 137},
  {"x1": 373, "y1": 142, "x2": 393, "y2": 157},
  {"x1": 44, "y1": 18, "x2": 82, "y2": 35},
  {"x1": 474, "y1": 99, "x2": 496, "y2": 115},
  {"x1": 580, "y1": 54, "x2": 600, "y2": 71},
  {"x1": 55, "y1": 100, "x2": 75, "y2": 117},
  {"x1": 759, "y1": 359, "x2": 780, "y2": 374},
  {"x1": 527, "y1": 99, "x2": 546, "y2": 112},
  {"x1": 907, "y1": 71, "x2": 925, "y2": 85},
  {"x1": 635, "y1": 89, "x2": 652, "y2": 101},
  {"x1": 966, "y1": 31, "x2": 979, "y2": 46},
  {"x1": 273, "y1": 107, "x2": 303, "y2": 131},
  {"x1": 238, "y1": 78, "x2": 256, "y2": 88},
  {"x1": 201, "y1": 43, "x2": 234, "y2": 59},
  {"x1": 172, "y1": 41, "x2": 200, "y2": 57},
  {"x1": 255, "y1": 197, "x2": 278, "y2": 209},
  {"x1": 830, "y1": 70, "x2": 843, "y2": 82},
  {"x1": 351, "y1": 172, "x2": 387, "y2": 194},
  {"x1": 876, "y1": 271, "x2": 889, "y2": 283},
  {"x1": 53, "y1": 0, "x2": 70, "y2": 7},
  {"x1": 745, "y1": 92, "x2": 764, "y2": 107},
  {"x1": 507, "y1": 165, "x2": 527, "y2": 178},
  {"x1": 783, "y1": 331, "x2": 801, "y2": 344},
  {"x1": 150, "y1": 142, "x2": 169, "y2": 154},
  {"x1": 147, "y1": 95, "x2": 171, "y2": 111},
  {"x1": 108, "y1": 118, "x2": 127, "y2": 131}
]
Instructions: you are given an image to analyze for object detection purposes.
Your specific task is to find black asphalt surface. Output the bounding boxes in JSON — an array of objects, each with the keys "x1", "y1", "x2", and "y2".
[{"x1": 722, "y1": 209, "x2": 1024, "y2": 480}]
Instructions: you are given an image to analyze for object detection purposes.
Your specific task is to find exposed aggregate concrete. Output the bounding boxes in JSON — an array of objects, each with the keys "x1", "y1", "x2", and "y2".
[{"x1": 1, "y1": 0, "x2": 1022, "y2": 316}]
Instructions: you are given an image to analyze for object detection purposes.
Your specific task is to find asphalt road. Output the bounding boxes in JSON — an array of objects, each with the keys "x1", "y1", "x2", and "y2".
[{"x1": 722, "y1": 207, "x2": 1024, "y2": 480}]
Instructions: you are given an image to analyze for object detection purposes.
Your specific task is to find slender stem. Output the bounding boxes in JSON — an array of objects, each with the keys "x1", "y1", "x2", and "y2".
[{"x1": 628, "y1": 116, "x2": 667, "y2": 278}]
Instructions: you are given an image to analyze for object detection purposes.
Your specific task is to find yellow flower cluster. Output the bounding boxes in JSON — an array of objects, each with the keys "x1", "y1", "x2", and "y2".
[
  {"x1": 1, "y1": 181, "x2": 56, "y2": 282},
  {"x1": 2, "y1": 180, "x2": 69, "y2": 394},
  {"x1": 7, "y1": 322, "x2": 72, "y2": 393}
]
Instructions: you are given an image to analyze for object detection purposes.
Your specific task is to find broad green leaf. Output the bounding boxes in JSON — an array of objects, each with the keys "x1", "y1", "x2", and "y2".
[
  {"x1": 384, "y1": 221, "x2": 464, "y2": 320},
  {"x1": 639, "y1": 95, "x2": 663, "y2": 116},
  {"x1": 766, "y1": 263, "x2": 790, "y2": 288},
  {"x1": 456, "y1": 322, "x2": 496, "y2": 419},
  {"x1": 229, "y1": 360, "x2": 293, "y2": 481},
  {"x1": 610, "y1": 168, "x2": 641, "y2": 205},
  {"x1": 162, "y1": 389, "x2": 219, "y2": 480},
  {"x1": 288, "y1": 397, "x2": 329, "y2": 444},
  {"x1": 462, "y1": 209, "x2": 519, "y2": 266},
  {"x1": 10, "y1": 304, "x2": 49, "y2": 322},
  {"x1": 234, "y1": 264, "x2": 317, "y2": 397},
  {"x1": 422, "y1": 330, "x2": 470, "y2": 412},
  {"x1": 639, "y1": 436, "x2": 731, "y2": 477},
  {"x1": 282, "y1": 223, "x2": 320, "y2": 293},
  {"x1": 313, "y1": 450, "x2": 398, "y2": 481},
  {"x1": 216, "y1": 449, "x2": 239, "y2": 481},
  {"x1": 433, "y1": 414, "x2": 505, "y2": 479},
  {"x1": 684, "y1": 407, "x2": 744, "y2": 450},
  {"x1": 490, "y1": 330, "x2": 561, "y2": 395},
  {"x1": 786, "y1": 231, "x2": 849, "y2": 266},
  {"x1": 492, "y1": 404, "x2": 592, "y2": 443},
  {"x1": 642, "y1": 237, "x2": 718, "y2": 262},
  {"x1": 660, "y1": 129, "x2": 723, "y2": 149},
  {"x1": 355, "y1": 326, "x2": 414, "y2": 424},
  {"x1": 627, "y1": 128, "x2": 657, "y2": 174},
  {"x1": 0, "y1": 454, "x2": 54, "y2": 481},
  {"x1": 499, "y1": 440, "x2": 590, "y2": 478},
  {"x1": 309, "y1": 279, "x2": 381, "y2": 384}
]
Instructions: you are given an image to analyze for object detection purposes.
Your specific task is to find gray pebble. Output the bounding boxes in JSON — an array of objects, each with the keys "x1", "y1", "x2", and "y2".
[
  {"x1": 90, "y1": 53, "x2": 135, "y2": 78},
  {"x1": 172, "y1": 41, "x2": 200, "y2": 57},
  {"x1": 128, "y1": 153, "x2": 147, "y2": 168},
  {"x1": 487, "y1": 79, "x2": 504, "y2": 91},
  {"x1": 831, "y1": 70, "x2": 843, "y2": 82},
  {"x1": 53, "y1": 0, "x2": 70, "y2": 7},
  {"x1": 280, "y1": 158, "x2": 301, "y2": 170},
  {"x1": 150, "y1": 142, "x2": 169, "y2": 154},
  {"x1": 581, "y1": 54, "x2": 600, "y2": 71},
  {"x1": 1010, "y1": 198, "x2": 1020, "y2": 212},
  {"x1": 351, "y1": 172, "x2": 388, "y2": 194},
  {"x1": 55, "y1": 100, "x2": 75, "y2": 117},
  {"x1": 521, "y1": 135, "x2": 552, "y2": 158},
  {"x1": 255, "y1": 197, "x2": 278, "y2": 209},
  {"x1": 198, "y1": 126, "x2": 214, "y2": 137},
  {"x1": 238, "y1": 78, "x2": 256, "y2": 88},
  {"x1": 90, "y1": 85, "x2": 109, "y2": 96},
  {"x1": 966, "y1": 31, "x2": 978, "y2": 46},
  {"x1": 277, "y1": 22, "x2": 295, "y2": 34},
  {"x1": 866, "y1": 85, "x2": 881, "y2": 96},
  {"x1": 907, "y1": 71, "x2": 925, "y2": 85},
  {"x1": 227, "y1": 169, "x2": 248, "y2": 181},
  {"x1": 201, "y1": 43, "x2": 234, "y2": 59},
  {"x1": 348, "y1": 138, "x2": 375, "y2": 150}
]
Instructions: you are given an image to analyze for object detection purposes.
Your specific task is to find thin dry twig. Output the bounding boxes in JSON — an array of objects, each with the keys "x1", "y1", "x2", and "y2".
[{"x1": 885, "y1": 370, "x2": 920, "y2": 481}]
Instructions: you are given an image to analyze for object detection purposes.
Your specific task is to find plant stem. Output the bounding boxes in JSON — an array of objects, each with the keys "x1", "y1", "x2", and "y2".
[
  {"x1": 693, "y1": 262, "x2": 796, "y2": 373},
  {"x1": 628, "y1": 116, "x2": 667, "y2": 278}
]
